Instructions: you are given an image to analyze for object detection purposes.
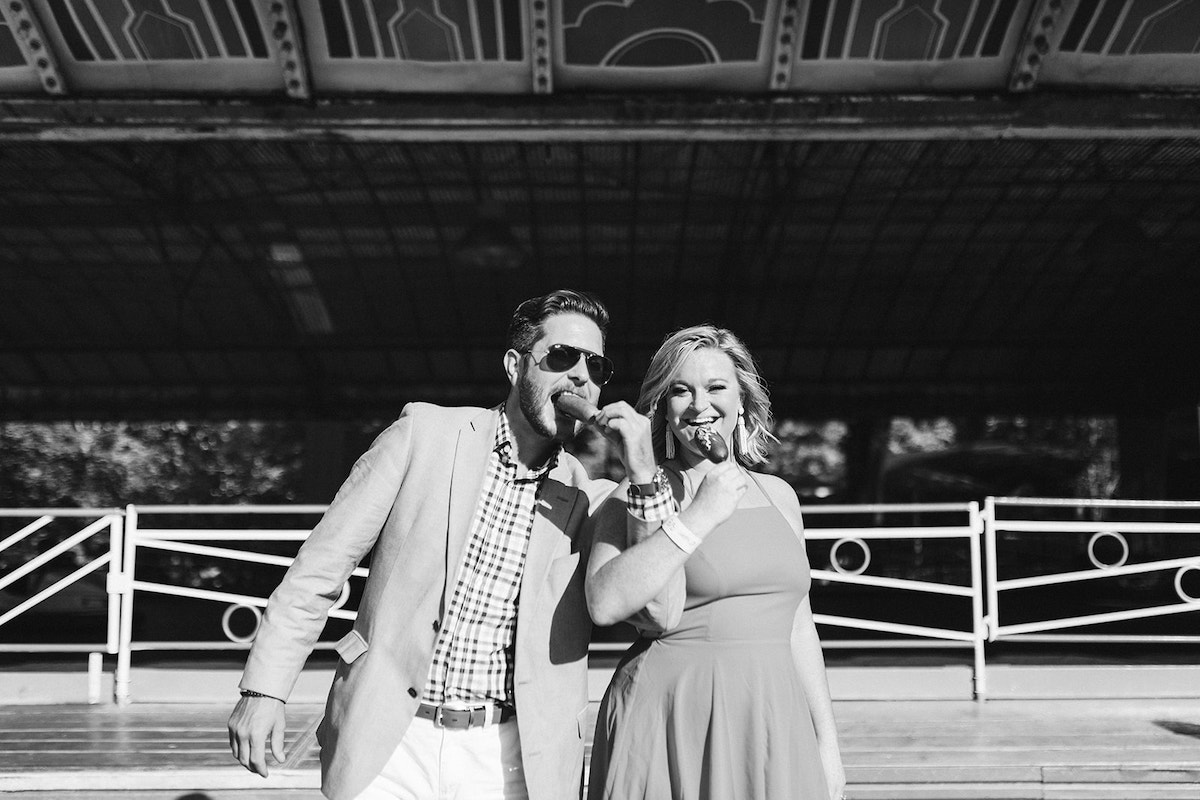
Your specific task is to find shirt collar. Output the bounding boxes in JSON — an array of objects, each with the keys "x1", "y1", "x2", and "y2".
[{"x1": 494, "y1": 404, "x2": 560, "y2": 478}]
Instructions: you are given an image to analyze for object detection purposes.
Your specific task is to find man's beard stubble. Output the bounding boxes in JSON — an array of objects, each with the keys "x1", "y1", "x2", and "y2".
[{"x1": 517, "y1": 369, "x2": 560, "y2": 440}]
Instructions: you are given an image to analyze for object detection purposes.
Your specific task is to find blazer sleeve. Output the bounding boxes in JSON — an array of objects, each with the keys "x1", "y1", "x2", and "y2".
[{"x1": 240, "y1": 408, "x2": 416, "y2": 700}]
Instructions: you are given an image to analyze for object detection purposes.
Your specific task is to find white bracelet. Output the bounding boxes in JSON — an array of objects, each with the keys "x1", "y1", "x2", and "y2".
[{"x1": 660, "y1": 514, "x2": 702, "y2": 554}]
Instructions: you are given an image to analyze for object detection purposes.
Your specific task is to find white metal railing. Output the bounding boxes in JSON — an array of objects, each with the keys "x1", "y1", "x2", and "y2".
[
  {"x1": 802, "y1": 502, "x2": 987, "y2": 696},
  {"x1": 113, "y1": 504, "x2": 343, "y2": 704},
  {"x1": 0, "y1": 509, "x2": 124, "y2": 654},
  {"x1": 985, "y1": 497, "x2": 1200, "y2": 647},
  {"x1": 0, "y1": 509, "x2": 124, "y2": 704},
  {"x1": 4, "y1": 498, "x2": 1200, "y2": 703}
]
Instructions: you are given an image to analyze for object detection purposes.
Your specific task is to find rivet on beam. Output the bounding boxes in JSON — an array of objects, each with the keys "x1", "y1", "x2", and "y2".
[
  {"x1": 1, "y1": 0, "x2": 66, "y2": 94},
  {"x1": 770, "y1": 0, "x2": 801, "y2": 91},
  {"x1": 1008, "y1": 0, "x2": 1065, "y2": 93},
  {"x1": 529, "y1": 0, "x2": 553, "y2": 94},
  {"x1": 267, "y1": 0, "x2": 310, "y2": 100}
]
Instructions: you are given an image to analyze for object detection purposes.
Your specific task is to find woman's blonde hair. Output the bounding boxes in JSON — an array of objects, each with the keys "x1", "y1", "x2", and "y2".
[{"x1": 635, "y1": 324, "x2": 776, "y2": 466}]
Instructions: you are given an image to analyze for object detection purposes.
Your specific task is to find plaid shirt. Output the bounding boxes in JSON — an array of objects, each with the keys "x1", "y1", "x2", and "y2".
[
  {"x1": 422, "y1": 408, "x2": 557, "y2": 707},
  {"x1": 422, "y1": 406, "x2": 676, "y2": 708}
]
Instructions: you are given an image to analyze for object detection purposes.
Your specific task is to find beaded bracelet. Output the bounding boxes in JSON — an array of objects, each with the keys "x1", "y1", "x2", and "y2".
[{"x1": 240, "y1": 689, "x2": 285, "y2": 703}]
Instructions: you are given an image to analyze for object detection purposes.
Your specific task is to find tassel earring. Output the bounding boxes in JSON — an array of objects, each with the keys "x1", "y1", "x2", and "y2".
[
  {"x1": 736, "y1": 410, "x2": 750, "y2": 456},
  {"x1": 665, "y1": 430, "x2": 676, "y2": 460}
]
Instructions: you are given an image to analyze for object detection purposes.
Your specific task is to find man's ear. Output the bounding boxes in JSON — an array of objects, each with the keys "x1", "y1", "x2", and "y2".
[{"x1": 503, "y1": 349, "x2": 522, "y2": 386}]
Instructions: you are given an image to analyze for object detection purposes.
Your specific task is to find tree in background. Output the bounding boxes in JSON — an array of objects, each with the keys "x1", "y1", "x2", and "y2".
[{"x1": 0, "y1": 421, "x2": 304, "y2": 592}]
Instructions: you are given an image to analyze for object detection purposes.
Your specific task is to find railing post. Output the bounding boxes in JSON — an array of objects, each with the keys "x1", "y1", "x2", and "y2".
[
  {"x1": 983, "y1": 496, "x2": 998, "y2": 645},
  {"x1": 105, "y1": 513, "x2": 123, "y2": 655},
  {"x1": 114, "y1": 504, "x2": 138, "y2": 705},
  {"x1": 968, "y1": 501, "x2": 987, "y2": 701}
]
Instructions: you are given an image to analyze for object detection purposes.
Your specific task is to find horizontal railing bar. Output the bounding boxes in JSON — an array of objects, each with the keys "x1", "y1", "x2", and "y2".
[
  {"x1": 135, "y1": 530, "x2": 313, "y2": 541},
  {"x1": 129, "y1": 641, "x2": 338, "y2": 651},
  {"x1": 994, "y1": 520, "x2": 1200, "y2": 533},
  {"x1": 998, "y1": 556, "x2": 1200, "y2": 590},
  {"x1": 0, "y1": 509, "x2": 124, "y2": 517},
  {"x1": 804, "y1": 503, "x2": 975, "y2": 514},
  {"x1": 130, "y1": 581, "x2": 269, "y2": 609},
  {"x1": 994, "y1": 634, "x2": 1200, "y2": 643},
  {"x1": 992, "y1": 601, "x2": 1200, "y2": 637},
  {"x1": 133, "y1": 505, "x2": 329, "y2": 514},
  {"x1": 804, "y1": 528, "x2": 975, "y2": 540},
  {"x1": 993, "y1": 497, "x2": 1200, "y2": 509},
  {"x1": 131, "y1": 580, "x2": 360, "y2": 621},
  {"x1": 134, "y1": 539, "x2": 370, "y2": 578},
  {"x1": 812, "y1": 613, "x2": 976, "y2": 642},
  {"x1": 821, "y1": 640, "x2": 974, "y2": 649},
  {"x1": 811, "y1": 569, "x2": 974, "y2": 596},
  {"x1": 0, "y1": 643, "x2": 111, "y2": 652}
]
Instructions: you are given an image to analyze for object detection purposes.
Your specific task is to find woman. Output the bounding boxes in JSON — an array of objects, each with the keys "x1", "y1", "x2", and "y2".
[{"x1": 586, "y1": 325, "x2": 846, "y2": 800}]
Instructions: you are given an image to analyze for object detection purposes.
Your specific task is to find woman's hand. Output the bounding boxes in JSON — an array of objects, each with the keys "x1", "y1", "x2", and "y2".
[{"x1": 682, "y1": 461, "x2": 745, "y2": 531}]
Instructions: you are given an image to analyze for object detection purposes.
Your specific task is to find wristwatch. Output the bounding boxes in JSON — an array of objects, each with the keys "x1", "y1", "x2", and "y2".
[{"x1": 628, "y1": 466, "x2": 668, "y2": 497}]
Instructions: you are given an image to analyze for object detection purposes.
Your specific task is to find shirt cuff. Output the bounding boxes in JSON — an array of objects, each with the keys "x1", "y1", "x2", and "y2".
[{"x1": 627, "y1": 482, "x2": 676, "y2": 521}]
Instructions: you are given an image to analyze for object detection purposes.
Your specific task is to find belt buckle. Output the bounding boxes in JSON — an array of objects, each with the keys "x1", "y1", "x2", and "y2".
[{"x1": 436, "y1": 701, "x2": 473, "y2": 729}]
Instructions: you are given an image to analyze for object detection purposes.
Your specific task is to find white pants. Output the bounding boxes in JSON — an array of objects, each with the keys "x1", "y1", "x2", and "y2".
[{"x1": 352, "y1": 717, "x2": 529, "y2": 800}]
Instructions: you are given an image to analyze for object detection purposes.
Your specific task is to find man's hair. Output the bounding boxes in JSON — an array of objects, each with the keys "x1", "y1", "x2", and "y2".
[{"x1": 508, "y1": 289, "x2": 610, "y2": 353}]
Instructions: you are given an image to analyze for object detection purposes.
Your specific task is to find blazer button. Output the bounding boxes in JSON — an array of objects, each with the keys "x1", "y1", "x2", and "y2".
[
  {"x1": 407, "y1": 687, "x2": 418, "y2": 698},
  {"x1": 432, "y1": 620, "x2": 441, "y2": 632}
]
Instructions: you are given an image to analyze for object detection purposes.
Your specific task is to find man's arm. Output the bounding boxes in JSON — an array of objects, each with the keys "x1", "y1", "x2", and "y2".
[{"x1": 228, "y1": 408, "x2": 417, "y2": 776}]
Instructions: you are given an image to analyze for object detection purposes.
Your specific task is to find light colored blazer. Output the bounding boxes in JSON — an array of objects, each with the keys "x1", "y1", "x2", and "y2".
[{"x1": 241, "y1": 403, "x2": 611, "y2": 800}]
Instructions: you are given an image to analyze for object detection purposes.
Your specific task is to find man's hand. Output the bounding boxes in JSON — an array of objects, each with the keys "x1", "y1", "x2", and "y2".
[
  {"x1": 228, "y1": 694, "x2": 287, "y2": 777},
  {"x1": 592, "y1": 401, "x2": 657, "y2": 482}
]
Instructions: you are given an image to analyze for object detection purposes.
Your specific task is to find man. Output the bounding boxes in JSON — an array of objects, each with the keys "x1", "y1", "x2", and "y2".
[{"x1": 228, "y1": 289, "x2": 671, "y2": 800}]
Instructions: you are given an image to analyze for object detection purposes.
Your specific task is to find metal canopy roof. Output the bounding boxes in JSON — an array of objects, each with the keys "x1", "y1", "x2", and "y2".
[{"x1": 1, "y1": 0, "x2": 1199, "y2": 419}]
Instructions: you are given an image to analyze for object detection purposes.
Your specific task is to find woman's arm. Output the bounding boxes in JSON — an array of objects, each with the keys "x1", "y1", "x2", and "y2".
[
  {"x1": 792, "y1": 596, "x2": 846, "y2": 799},
  {"x1": 764, "y1": 472, "x2": 845, "y2": 799},
  {"x1": 620, "y1": 502, "x2": 686, "y2": 633},
  {"x1": 586, "y1": 461, "x2": 745, "y2": 627}
]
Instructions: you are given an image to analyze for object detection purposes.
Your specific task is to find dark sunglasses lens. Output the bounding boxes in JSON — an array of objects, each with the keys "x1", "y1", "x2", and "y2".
[
  {"x1": 587, "y1": 356, "x2": 614, "y2": 385},
  {"x1": 543, "y1": 346, "x2": 613, "y2": 384},
  {"x1": 543, "y1": 346, "x2": 581, "y2": 372}
]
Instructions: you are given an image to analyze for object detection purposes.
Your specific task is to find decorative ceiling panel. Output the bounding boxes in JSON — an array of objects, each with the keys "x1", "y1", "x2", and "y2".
[
  {"x1": 554, "y1": 0, "x2": 782, "y2": 89},
  {"x1": 19, "y1": 0, "x2": 290, "y2": 93},
  {"x1": 789, "y1": 0, "x2": 1034, "y2": 90},
  {"x1": 300, "y1": 0, "x2": 534, "y2": 93},
  {"x1": 1040, "y1": 0, "x2": 1200, "y2": 88}
]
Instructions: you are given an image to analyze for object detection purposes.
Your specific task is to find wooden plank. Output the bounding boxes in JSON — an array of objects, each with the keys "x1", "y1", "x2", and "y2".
[{"x1": 3, "y1": 698, "x2": 1200, "y2": 797}]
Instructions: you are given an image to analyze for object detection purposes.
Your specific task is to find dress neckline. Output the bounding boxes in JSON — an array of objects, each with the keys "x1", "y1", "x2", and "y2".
[{"x1": 663, "y1": 462, "x2": 773, "y2": 510}]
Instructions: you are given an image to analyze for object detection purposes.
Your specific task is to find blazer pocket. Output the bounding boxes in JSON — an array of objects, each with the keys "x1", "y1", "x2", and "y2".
[
  {"x1": 335, "y1": 629, "x2": 368, "y2": 664},
  {"x1": 576, "y1": 705, "x2": 590, "y2": 739}
]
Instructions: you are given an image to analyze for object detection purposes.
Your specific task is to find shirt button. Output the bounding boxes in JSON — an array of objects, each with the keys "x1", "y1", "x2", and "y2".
[{"x1": 407, "y1": 687, "x2": 418, "y2": 698}]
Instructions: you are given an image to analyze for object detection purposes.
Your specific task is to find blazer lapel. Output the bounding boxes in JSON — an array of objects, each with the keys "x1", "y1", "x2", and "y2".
[
  {"x1": 520, "y1": 475, "x2": 580, "y2": 615},
  {"x1": 444, "y1": 408, "x2": 496, "y2": 611}
]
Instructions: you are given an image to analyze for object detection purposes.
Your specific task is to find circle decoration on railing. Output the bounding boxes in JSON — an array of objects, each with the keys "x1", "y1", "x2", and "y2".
[
  {"x1": 830, "y1": 537, "x2": 870, "y2": 576},
  {"x1": 221, "y1": 603, "x2": 262, "y2": 644},
  {"x1": 1087, "y1": 530, "x2": 1129, "y2": 570},
  {"x1": 1174, "y1": 565, "x2": 1200, "y2": 604},
  {"x1": 331, "y1": 581, "x2": 352, "y2": 611}
]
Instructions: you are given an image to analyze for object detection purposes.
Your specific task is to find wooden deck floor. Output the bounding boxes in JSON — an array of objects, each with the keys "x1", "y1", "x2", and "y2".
[{"x1": 2, "y1": 699, "x2": 1199, "y2": 799}]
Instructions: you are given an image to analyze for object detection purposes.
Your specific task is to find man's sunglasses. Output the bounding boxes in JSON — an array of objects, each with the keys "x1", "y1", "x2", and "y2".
[{"x1": 525, "y1": 344, "x2": 614, "y2": 386}]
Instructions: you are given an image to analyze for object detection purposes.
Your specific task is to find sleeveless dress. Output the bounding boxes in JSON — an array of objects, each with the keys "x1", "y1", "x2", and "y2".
[{"x1": 588, "y1": 478, "x2": 829, "y2": 800}]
